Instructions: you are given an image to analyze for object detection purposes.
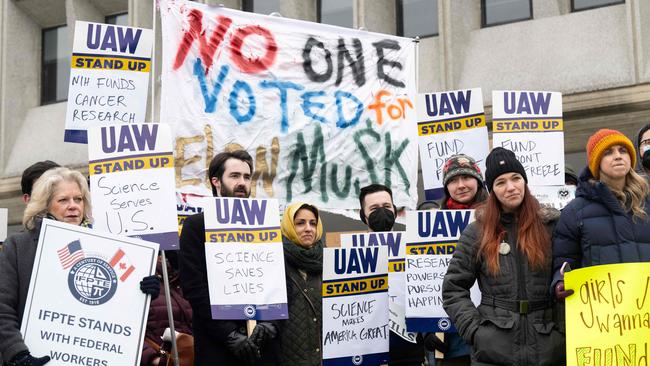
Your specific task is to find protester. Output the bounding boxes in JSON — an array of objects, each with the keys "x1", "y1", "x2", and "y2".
[
  {"x1": 0, "y1": 167, "x2": 159, "y2": 366},
  {"x1": 278, "y1": 202, "x2": 324, "y2": 366},
  {"x1": 553, "y1": 129, "x2": 650, "y2": 301},
  {"x1": 141, "y1": 258, "x2": 193, "y2": 366},
  {"x1": 179, "y1": 150, "x2": 280, "y2": 366},
  {"x1": 20, "y1": 160, "x2": 60, "y2": 203},
  {"x1": 442, "y1": 147, "x2": 564, "y2": 365},
  {"x1": 637, "y1": 124, "x2": 650, "y2": 177},
  {"x1": 359, "y1": 184, "x2": 425, "y2": 366},
  {"x1": 423, "y1": 154, "x2": 487, "y2": 365}
]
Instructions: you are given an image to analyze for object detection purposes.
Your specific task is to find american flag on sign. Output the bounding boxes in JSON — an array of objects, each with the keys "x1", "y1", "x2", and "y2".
[
  {"x1": 57, "y1": 240, "x2": 84, "y2": 269},
  {"x1": 109, "y1": 248, "x2": 136, "y2": 282}
]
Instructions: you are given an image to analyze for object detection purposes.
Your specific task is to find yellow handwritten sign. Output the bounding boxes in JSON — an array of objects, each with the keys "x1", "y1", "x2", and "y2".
[{"x1": 565, "y1": 263, "x2": 650, "y2": 366}]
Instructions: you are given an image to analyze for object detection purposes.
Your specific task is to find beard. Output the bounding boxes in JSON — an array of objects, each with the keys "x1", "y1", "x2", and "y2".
[{"x1": 220, "y1": 184, "x2": 250, "y2": 198}]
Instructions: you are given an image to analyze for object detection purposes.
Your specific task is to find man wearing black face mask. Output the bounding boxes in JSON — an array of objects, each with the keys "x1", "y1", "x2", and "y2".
[
  {"x1": 359, "y1": 184, "x2": 426, "y2": 365},
  {"x1": 637, "y1": 124, "x2": 650, "y2": 178}
]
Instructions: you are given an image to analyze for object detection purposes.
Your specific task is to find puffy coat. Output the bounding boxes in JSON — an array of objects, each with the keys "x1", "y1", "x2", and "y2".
[
  {"x1": 279, "y1": 239, "x2": 322, "y2": 366},
  {"x1": 553, "y1": 167, "x2": 650, "y2": 276},
  {"x1": 0, "y1": 227, "x2": 39, "y2": 363},
  {"x1": 141, "y1": 268, "x2": 193, "y2": 365},
  {"x1": 179, "y1": 213, "x2": 280, "y2": 366},
  {"x1": 442, "y1": 210, "x2": 565, "y2": 366}
]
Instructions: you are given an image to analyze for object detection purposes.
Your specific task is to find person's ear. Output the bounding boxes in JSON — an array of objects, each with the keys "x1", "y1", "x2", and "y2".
[
  {"x1": 210, "y1": 177, "x2": 221, "y2": 194},
  {"x1": 22, "y1": 194, "x2": 30, "y2": 204},
  {"x1": 359, "y1": 208, "x2": 367, "y2": 224}
]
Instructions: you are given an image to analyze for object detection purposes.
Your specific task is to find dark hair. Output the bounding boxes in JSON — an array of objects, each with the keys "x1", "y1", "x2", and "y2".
[
  {"x1": 21, "y1": 160, "x2": 60, "y2": 195},
  {"x1": 208, "y1": 150, "x2": 253, "y2": 196},
  {"x1": 358, "y1": 184, "x2": 394, "y2": 223},
  {"x1": 297, "y1": 203, "x2": 320, "y2": 222},
  {"x1": 637, "y1": 123, "x2": 650, "y2": 151}
]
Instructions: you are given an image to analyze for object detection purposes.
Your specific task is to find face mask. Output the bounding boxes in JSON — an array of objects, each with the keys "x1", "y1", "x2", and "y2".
[
  {"x1": 642, "y1": 149, "x2": 650, "y2": 170},
  {"x1": 367, "y1": 207, "x2": 395, "y2": 232}
]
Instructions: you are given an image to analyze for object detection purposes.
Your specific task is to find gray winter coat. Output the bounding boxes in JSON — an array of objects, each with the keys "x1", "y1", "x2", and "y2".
[
  {"x1": 0, "y1": 227, "x2": 39, "y2": 363},
  {"x1": 442, "y1": 210, "x2": 565, "y2": 366}
]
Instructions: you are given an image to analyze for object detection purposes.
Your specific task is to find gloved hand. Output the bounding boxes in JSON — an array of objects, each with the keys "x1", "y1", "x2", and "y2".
[
  {"x1": 226, "y1": 328, "x2": 261, "y2": 365},
  {"x1": 9, "y1": 351, "x2": 51, "y2": 366},
  {"x1": 555, "y1": 281, "x2": 574, "y2": 301},
  {"x1": 423, "y1": 332, "x2": 448, "y2": 353},
  {"x1": 140, "y1": 275, "x2": 161, "y2": 300},
  {"x1": 250, "y1": 322, "x2": 278, "y2": 349}
]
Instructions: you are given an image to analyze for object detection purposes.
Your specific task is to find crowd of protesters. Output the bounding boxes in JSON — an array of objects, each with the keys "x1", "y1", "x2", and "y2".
[{"x1": 0, "y1": 124, "x2": 649, "y2": 366}]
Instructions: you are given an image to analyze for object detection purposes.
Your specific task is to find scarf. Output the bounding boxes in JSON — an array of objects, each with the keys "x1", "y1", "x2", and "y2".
[
  {"x1": 445, "y1": 198, "x2": 472, "y2": 210},
  {"x1": 282, "y1": 236, "x2": 323, "y2": 274}
]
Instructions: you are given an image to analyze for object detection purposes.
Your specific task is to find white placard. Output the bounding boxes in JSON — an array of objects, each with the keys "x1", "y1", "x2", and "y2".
[
  {"x1": 205, "y1": 243, "x2": 288, "y2": 320},
  {"x1": 404, "y1": 210, "x2": 480, "y2": 332},
  {"x1": 340, "y1": 232, "x2": 416, "y2": 343},
  {"x1": 492, "y1": 90, "x2": 565, "y2": 186},
  {"x1": 88, "y1": 123, "x2": 179, "y2": 250},
  {"x1": 0, "y1": 208, "x2": 7, "y2": 242},
  {"x1": 323, "y1": 247, "x2": 389, "y2": 365},
  {"x1": 416, "y1": 88, "x2": 489, "y2": 200},
  {"x1": 530, "y1": 185, "x2": 576, "y2": 210},
  {"x1": 21, "y1": 219, "x2": 158, "y2": 366},
  {"x1": 65, "y1": 21, "x2": 153, "y2": 143},
  {"x1": 202, "y1": 197, "x2": 286, "y2": 319}
]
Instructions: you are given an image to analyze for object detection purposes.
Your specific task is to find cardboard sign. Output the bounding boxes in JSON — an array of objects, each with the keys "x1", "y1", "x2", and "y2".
[
  {"x1": 203, "y1": 197, "x2": 287, "y2": 320},
  {"x1": 323, "y1": 247, "x2": 390, "y2": 365},
  {"x1": 565, "y1": 263, "x2": 650, "y2": 366},
  {"x1": 88, "y1": 123, "x2": 179, "y2": 250},
  {"x1": 21, "y1": 219, "x2": 158, "y2": 366},
  {"x1": 160, "y1": 1, "x2": 418, "y2": 209},
  {"x1": 404, "y1": 210, "x2": 481, "y2": 332},
  {"x1": 340, "y1": 232, "x2": 417, "y2": 343},
  {"x1": 492, "y1": 90, "x2": 565, "y2": 186},
  {"x1": 530, "y1": 185, "x2": 576, "y2": 210},
  {"x1": 416, "y1": 88, "x2": 489, "y2": 200},
  {"x1": 65, "y1": 21, "x2": 153, "y2": 143}
]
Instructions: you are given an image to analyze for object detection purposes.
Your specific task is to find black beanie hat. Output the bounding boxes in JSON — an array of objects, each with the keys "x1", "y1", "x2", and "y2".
[
  {"x1": 485, "y1": 147, "x2": 527, "y2": 190},
  {"x1": 637, "y1": 124, "x2": 650, "y2": 151}
]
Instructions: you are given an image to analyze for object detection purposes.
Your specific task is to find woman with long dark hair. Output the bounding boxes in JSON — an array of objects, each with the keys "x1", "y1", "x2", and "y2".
[{"x1": 442, "y1": 148, "x2": 564, "y2": 365}]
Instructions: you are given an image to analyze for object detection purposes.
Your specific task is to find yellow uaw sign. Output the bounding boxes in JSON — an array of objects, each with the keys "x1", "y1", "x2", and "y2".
[{"x1": 565, "y1": 263, "x2": 650, "y2": 366}]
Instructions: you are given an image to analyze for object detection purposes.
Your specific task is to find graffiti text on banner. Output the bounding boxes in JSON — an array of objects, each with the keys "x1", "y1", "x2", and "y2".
[{"x1": 160, "y1": 2, "x2": 418, "y2": 209}]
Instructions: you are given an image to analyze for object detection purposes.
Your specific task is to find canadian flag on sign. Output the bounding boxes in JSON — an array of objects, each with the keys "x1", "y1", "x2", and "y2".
[{"x1": 109, "y1": 248, "x2": 136, "y2": 282}]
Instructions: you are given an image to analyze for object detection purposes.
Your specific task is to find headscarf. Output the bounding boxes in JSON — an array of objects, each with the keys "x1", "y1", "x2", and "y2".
[{"x1": 281, "y1": 202, "x2": 323, "y2": 245}]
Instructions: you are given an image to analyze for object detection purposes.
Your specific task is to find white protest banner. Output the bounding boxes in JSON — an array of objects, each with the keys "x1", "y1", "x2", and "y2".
[
  {"x1": 323, "y1": 247, "x2": 389, "y2": 365},
  {"x1": 0, "y1": 208, "x2": 7, "y2": 242},
  {"x1": 21, "y1": 219, "x2": 158, "y2": 366},
  {"x1": 416, "y1": 88, "x2": 489, "y2": 200},
  {"x1": 88, "y1": 123, "x2": 179, "y2": 250},
  {"x1": 340, "y1": 232, "x2": 416, "y2": 343},
  {"x1": 404, "y1": 210, "x2": 480, "y2": 332},
  {"x1": 160, "y1": 0, "x2": 418, "y2": 209},
  {"x1": 531, "y1": 185, "x2": 576, "y2": 210},
  {"x1": 492, "y1": 91, "x2": 565, "y2": 186},
  {"x1": 64, "y1": 21, "x2": 153, "y2": 143},
  {"x1": 203, "y1": 197, "x2": 287, "y2": 320}
]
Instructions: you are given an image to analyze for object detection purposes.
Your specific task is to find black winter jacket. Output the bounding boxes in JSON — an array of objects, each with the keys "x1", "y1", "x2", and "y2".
[
  {"x1": 279, "y1": 238, "x2": 322, "y2": 366},
  {"x1": 179, "y1": 213, "x2": 280, "y2": 366},
  {"x1": 442, "y1": 209, "x2": 565, "y2": 366},
  {"x1": 552, "y1": 168, "x2": 650, "y2": 278}
]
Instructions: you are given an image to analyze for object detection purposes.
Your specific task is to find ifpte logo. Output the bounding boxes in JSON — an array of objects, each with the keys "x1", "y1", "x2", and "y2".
[
  {"x1": 352, "y1": 355, "x2": 363, "y2": 365},
  {"x1": 244, "y1": 305, "x2": 257, "y2": 319},
  {"x1": 68, "y1": 258, "x2": 117, "y2": 305}
]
